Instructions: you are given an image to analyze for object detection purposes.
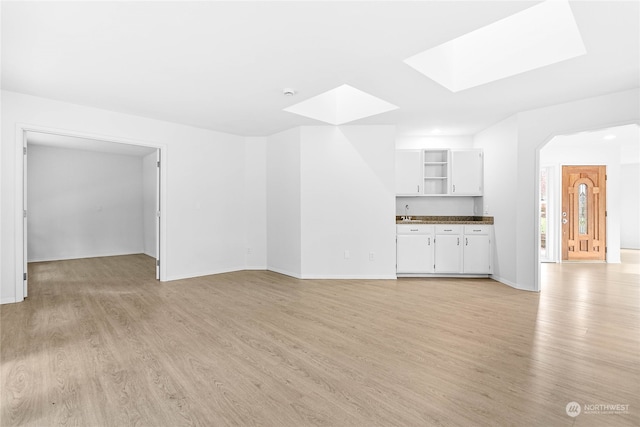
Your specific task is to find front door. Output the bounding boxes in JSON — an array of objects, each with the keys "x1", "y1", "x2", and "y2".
[{"x1": 561, "y1": 165, "x2": 606, "y2": 261}]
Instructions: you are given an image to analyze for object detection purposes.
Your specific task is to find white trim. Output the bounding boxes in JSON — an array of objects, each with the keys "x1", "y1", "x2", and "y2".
[
  {"x1": 397, "y1": 274, "x2": 489, "y2": 279},
  {"x1": 539, "y1": 164, "x2": 556, "y2": 263},
  {"x1": 265, "y1": 267, "x2": 303, "y2": 279},
  {"x1": 270, "y1": 270, "x2": 399, "y2": 280},
  {"x1": 300, "y1": 274, "x2": 398, "y2": 280},
  {"x1": 489, "y1": 274, "x2": 536, "y2": 291},
  {"x1": 14, "y1": 126, "x2": 24, "y2": 302},
  {"x1": 163, "y1": 266, "x2": 247, "y2": 282},
  {"x1": 13, "y1": 123, "x2": 169, "y2": 302},
  {"x1": 28, "y1": 252, "x2": 147, "y2": 263},
  {"x1": 244, "y1": 265, "x2": 268, "y2": 271},
  {"x1": 155, "y1": 148, "x2": 161, "y2": 280}
]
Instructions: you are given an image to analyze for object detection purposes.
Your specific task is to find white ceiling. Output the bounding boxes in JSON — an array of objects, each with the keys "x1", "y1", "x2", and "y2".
[
  {"x1": 543, "y1": 124, "x2": 640, "y2": 165},
  {"x1": 2, "y1": 1, "x2": 639, "y2": 137}
]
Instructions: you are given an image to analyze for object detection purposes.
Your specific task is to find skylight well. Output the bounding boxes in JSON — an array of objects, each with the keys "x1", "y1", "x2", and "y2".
[
  {"x1": 404, "y1": 0, "x2": 587, "y2": 92},
  {"x1": 283, "y1": 84, "x2": 398, "y2": 125}
]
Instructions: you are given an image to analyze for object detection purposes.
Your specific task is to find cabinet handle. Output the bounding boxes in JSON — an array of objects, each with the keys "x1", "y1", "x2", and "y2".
[
  {"x1": 466, "y1": 238, "x2": 468, "y2": 246},
  {"x1": 457, "y1": 237, "x2": 460, "y2": 246},
  {"x1": 428, "y1": 237, "x2": 431, "y2": 245},
  {"x1": 453, "y1": 184, "x2": 456, "y2": 193},
  {"x1": 417, "y1": 185, "x2": 420, "y2": 193}
]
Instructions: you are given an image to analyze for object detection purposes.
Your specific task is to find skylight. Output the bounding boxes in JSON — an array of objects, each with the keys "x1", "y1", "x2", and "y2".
[
  {"x1": 404, "y1": 0, "x2": 587, "y2": 92},
  {"x1": 283, "y1": 84, "x2": 398, "y2": 125}
]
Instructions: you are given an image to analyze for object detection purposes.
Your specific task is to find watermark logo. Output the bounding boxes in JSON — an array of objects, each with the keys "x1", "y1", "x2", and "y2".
[
  {"x1": 566, "y1": 401, "x2": 630, "y2": 417},
  {"x1": 583, "y1": 403, "x2": 630, "y2": 415},
  {"x1": 566, "y1": 401, "x2": 582, "y2": 417}
]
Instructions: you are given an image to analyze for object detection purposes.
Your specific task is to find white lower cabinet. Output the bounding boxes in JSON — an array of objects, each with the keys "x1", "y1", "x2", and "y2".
[
  {"x1": 463, "y1": 225, "x2": 491, "y2": 274},
  {"x1": 434, "y1": 225, "x2": 462, "y2": 273},
  {"x1": 397, "y1": 223, "x2": 492, "y2": 276},
  {"x1": 396, "y1": 225, "x2": 434, "y2": 273}
]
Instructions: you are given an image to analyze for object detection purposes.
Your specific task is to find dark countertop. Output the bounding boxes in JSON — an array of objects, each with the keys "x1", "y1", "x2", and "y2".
[{"x1": 396, "y1": 216, "x2": 494, "y2": 225}]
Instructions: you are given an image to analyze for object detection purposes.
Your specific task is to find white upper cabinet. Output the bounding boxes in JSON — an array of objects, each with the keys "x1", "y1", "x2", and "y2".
[
  {"x1": 395, "y1": 150, "x2": 422, "y2": 195},
  {"x1": 395, "y1": 149, "x2": 483, "y2": 196},
  {"x1": 450, "y1": 149, "x2": 483, "y2": 196}
]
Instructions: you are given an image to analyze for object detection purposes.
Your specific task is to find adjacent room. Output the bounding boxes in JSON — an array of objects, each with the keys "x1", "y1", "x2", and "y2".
[
  {"x1": 25, "y1": 132, "x2": 159, "y2": 275},
  {"x1": 1, "y1": 1, "x2": 638, "y2": 426}
]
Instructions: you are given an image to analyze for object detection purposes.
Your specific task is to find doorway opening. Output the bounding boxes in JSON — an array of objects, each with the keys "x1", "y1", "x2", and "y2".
[
  {"x1": 18, "y1": 128, "x2": 164, "y2": 300},
  {"x1": 537, "y1": 123, "x2": 639, "y2": 289}
]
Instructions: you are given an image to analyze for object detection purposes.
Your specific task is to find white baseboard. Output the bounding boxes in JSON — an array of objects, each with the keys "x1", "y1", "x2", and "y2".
[
  {"x1": 300, "y1": 274, "x2": 397, "y2": 280},
  {"x1": 397, "y1": 273, "x2": 490, "y2": 278},
  {"x1": 490, "y1": 274, "x2": 538, "y2": 292},
  {"x1": 1, "y1": 297, "x2": 18, "y2": 305},
  {"x1": 163, "y1": 266, "x2": 246, "y2": 282},
  {"x1": 266, "y1": 267, "x2": 303, "y2": 279},
  {"x1": 28, "y1": 251, "x2": 144, "y2": 263}
]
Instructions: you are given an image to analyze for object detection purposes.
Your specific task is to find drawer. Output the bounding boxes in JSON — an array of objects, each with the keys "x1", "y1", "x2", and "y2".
[
  {"x1": 464, "y1": 225, "x2": 491, "y2": 235},
  {"x1": 397, "y1": 224, "x2": 434, "y2": 234},
  {"x1": 435, "y1": 225, "x2": 463, "y2": 234}
]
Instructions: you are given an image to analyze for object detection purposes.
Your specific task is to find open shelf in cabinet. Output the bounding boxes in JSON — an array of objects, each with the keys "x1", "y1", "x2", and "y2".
[{"x1": 422, "y1": 149, "x2": 449, "y2": 194}]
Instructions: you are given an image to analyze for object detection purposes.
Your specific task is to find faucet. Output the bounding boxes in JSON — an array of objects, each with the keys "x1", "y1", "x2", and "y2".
[{"x1": 403, "y1": 204, "x2": 411, "y2": 221}]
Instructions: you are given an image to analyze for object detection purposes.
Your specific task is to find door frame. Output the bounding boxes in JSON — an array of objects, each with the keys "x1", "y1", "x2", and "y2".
[
  {"x1": 14, "y1": 123, "x2": 168, "y2": 302},
  {"x1": 539, "y1": 164, "x2": 557, "y2": 263}
]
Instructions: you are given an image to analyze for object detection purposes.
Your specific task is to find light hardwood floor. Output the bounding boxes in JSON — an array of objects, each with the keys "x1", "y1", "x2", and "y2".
[{"x1": 1, "y1": 252, "x2": 639, "y2": 426}]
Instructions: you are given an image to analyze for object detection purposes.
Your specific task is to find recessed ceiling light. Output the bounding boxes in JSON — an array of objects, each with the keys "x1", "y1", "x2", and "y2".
[
  {"x1": 603, "y1": 134, "x2": 617, "y2": 140},
  {"x1": 283, "y1": 84, "x2": 398, "y2": 125},
  {"x1": 283, "y1": 88, "x2": 296, "y2": 96},
  {"x1": 404, "y1": 0, "x2": 587, "y2": 92}
]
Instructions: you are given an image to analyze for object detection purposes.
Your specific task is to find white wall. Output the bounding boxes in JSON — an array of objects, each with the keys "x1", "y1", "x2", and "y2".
[
  {"x1": 395, "y1": 135, "x2": 473, "y2": 150},
  {"x1": 266, "y1": 127, "x2": 302, "y2": 277},
  {"x1": 244, "y1": 137, "x2": 267, "y2": 269},
  {"x1": 142, "y1": 151, "x2": 157, "y2": 257},
  {"x1": 621, "y1": 163, "x2": 640, "y2": 249},
  {"x1": 541, "y1": 137, "x2": 622, "y2": 263},
  {"x1": 300, "y1": 126, "x2": 396, "y2": 279},
  {"x1": 473, "y1": 115, "x2": 519, "y2": 288},
  {"x1": 395, "y1": 197, "x2": 476, "y2": 217},
  {"x1": 1, "y1": 90, "x2": 248, "y2": 303},
  {"x1": 27, "y1": 145, "x2": 144, "y2": 262}
]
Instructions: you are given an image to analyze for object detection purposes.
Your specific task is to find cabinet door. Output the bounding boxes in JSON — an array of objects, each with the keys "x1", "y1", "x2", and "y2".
[
  {"x1": 451, "y1": 150, "x2": 483, "y2": 195},
  {"x1": 463, "y1": 235, "x2": 490, "y2": 273},
  {"x1": 397, "y1": 235, "x2": 434, "y2": 273},
  {"x1": 395, "y1": 150, "x2": 422, "y2": 195},
  {"x1": 434, "y1": 234, "x2": 462, "y2": 273}
]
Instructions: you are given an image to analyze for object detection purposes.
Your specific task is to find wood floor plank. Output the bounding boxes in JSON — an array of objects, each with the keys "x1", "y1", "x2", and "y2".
[{"x1": 1, "y1": 252, "x2": 639, "y2": 426}]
